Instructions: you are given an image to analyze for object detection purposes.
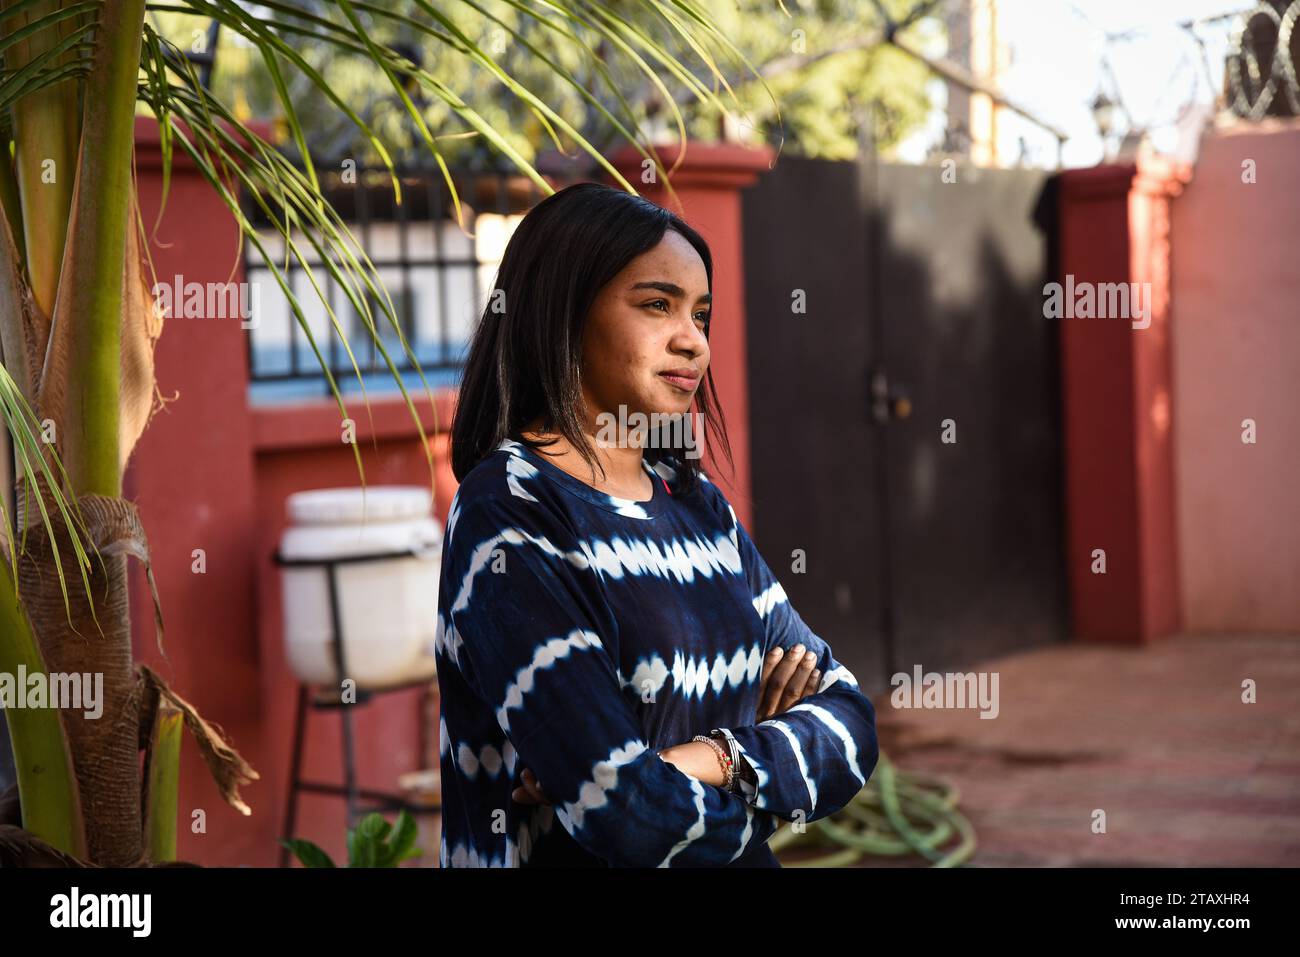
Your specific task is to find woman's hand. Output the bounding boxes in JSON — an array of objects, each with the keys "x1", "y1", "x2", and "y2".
[
  {"x1": 511, "y1": 767, "x2": 551, "y2": 806},
  {"x1": 757, "y1": 643, "x2": 820, "y2": 723}
]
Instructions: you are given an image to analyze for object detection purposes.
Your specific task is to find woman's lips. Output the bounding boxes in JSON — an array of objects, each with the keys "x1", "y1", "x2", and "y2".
[{"x1": 659, "y1": 372, "x2": 698, "y2": 392}]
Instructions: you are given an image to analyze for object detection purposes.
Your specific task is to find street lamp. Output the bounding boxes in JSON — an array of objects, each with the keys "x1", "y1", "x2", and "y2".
[
  {"x1": 1091, "y1": 91, "x2": 1118, "y2": 145},
  {"x1": 1092, "y1": 90, "x2": 1124, "y2": 161}
]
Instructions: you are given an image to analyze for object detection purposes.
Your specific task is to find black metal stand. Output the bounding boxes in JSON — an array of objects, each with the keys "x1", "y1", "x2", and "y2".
[{"x1": 274, "y1": 547, "x2": 442, "y2": 868}]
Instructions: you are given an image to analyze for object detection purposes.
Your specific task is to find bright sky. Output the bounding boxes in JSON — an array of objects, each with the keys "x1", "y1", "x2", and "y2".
[{"x1": 896, "y1": 0, "x2": 1258, "y2": 168}]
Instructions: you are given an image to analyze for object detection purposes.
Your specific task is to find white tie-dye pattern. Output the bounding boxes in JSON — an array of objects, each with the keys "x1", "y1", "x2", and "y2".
[
  {"x1": 451, "y1": 520, "x2": 743, "y2": 619},
  {"x1": 445, "y1": 837, "x2": 513, "y2": 868},
  {"x1": 455, "y1": 741, "x2": 505, "y2": 778},
  {"x1": 757, "y1": 718, "x2": 816, "y2": 812},
  {"x1": 432, "y1": 612, "x2": 465, "y2": 668},
  {"x1": 819, "y1": 664, "x2": 860, "y2": 692},
  {"x1": 624, "y1": 644, "x2": 764, "y2": 701},
  {"x1": 659, "y1": 775, "x2": 752, "y2": 866},
  {"x1": 494, "y1": 629, "x2": 607, "y2": 735},
  {"x1": 555, "y1": 739, "x2": 647, "y2": 833},
  {"x1": 496, "y1": 437, "x2": 663, "y2": 519},
  {"x1": 450, "y1": 525, "x2": 592, "y2": 616},
  {"x1": 752, "y1": 581, "x2": 787, "y2": 620},
  {"x1": 445, "y1": 493, "x2": 463, "y2": 544},
  {"x1": 504, "y1": 451, "x2": 541, "y2": 502},
  {"x1": 515, "y1": 805, "x2": 555, "y2": 865},
  {"x1": 608, "y1": 499, "x2": 651, "y2": 519},
  {"x1": 676, "y1": 644, "x2": 763, "y2": 699},
  {"x1": 578, "y1": 530, "x2": 742, "y2": 584},
  {"x1": 504, "y1": 737, "x2": 517, "y2": 776},
  {"x1": 624, "y1": 656, "x2": 671, "y2": 698},
  {"x1": 784, "y1": 700, "x2": 866, "y2": 786},
  {"x1": 727, "y1": 736, "x2": 771, "y2": 811},
  {"x1": 546, "y1": 741, "x2": 761, "y2": 866},
  {"x1": 444, "y1": 725, "x2": 517, "y2": 782}
]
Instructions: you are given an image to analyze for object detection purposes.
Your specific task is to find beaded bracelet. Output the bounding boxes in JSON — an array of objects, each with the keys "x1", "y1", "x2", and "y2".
[
  {"x1": 710, "y1": 728, "x2": 742, "y2": 782},
  {"x1": 693, "y1": 734, "x2": 735, "y2": 792}
]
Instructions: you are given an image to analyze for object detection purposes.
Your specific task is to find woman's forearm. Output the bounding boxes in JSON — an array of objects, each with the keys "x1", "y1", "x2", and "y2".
[{"x1": 657, "y1": 741, "x2": 728, "y2": 788}]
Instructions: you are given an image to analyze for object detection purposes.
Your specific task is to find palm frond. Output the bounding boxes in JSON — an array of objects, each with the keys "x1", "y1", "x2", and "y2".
[
  {"x1": 0, "y1": 12, "x2": 94, "y2": 112},
  {"x1": 126, "y1": 1, "x2": 767, "y2": 498},
  {"x1": 0, "y1": 359, "x2": 97, "y2": 630},
  {"x1": 139, "y1": 27, "x2": 442, "y2": 486}
]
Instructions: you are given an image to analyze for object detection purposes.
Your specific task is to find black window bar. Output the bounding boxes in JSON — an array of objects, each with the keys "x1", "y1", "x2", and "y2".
[{"x1": 241, "y1": 164, "x2": 552, "y2": 401}]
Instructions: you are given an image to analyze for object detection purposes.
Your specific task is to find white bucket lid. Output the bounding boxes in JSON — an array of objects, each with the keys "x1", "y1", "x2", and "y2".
[{"x1": 286, "y1": 486, "x2": 434, "y2": 526}]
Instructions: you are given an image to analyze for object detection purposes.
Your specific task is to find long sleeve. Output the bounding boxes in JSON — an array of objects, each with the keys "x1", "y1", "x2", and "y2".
[
  {"x1": 440, "y1": 491, "x2": 779, "y2": 867},
  {"x1": 708, "y1": 488, "x2": 879, "y2": 824}
]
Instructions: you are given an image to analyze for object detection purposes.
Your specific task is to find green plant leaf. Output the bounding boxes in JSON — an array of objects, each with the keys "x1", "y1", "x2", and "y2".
[
  {"x1": 280, "y1": 838, "x2": 336, "y2": 868},
  {"x1": 387, "y1": 809, "x2": 420, "y2": 863},
  {"x1": 358, "y1": 811, "x2": 390, "y2": 842}
]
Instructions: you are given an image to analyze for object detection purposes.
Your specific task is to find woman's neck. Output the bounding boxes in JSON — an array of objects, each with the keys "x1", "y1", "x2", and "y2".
[{"x1": 519, "y1": 415, "x2": 654, "y2": 501}]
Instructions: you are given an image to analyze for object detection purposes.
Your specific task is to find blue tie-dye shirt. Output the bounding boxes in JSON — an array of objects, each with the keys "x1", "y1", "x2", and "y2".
[{"x1": 435, "y1": 436, "x2": 879, "y2": 867}]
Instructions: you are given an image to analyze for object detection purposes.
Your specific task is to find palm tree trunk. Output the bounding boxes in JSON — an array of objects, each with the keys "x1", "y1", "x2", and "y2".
[
  {"x1": 0, "y1": 555, "x2": 85, "y2": 858},
  {"x1": 18, "y1": 0, "x2": 149, "y2": 867},
  {"x1": 5, "y1": 0, "x2": 78, "y2": 319},
  {"x1": 16, "y1": 482, "x2": 143, "y2": 865},
  {"x1": 44, "y1": 0, "x2": 145, "y2": 497}
]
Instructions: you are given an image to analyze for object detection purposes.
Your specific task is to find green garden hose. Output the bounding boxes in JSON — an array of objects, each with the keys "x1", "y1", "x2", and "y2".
[{"x1": 769, "y1": 751, "x2": 977, "y2": 867}]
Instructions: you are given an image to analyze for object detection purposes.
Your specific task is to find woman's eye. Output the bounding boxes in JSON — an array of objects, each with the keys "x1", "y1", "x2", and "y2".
[{"x1": 645, "y1": 300, "x2": 707, "y2": 326}]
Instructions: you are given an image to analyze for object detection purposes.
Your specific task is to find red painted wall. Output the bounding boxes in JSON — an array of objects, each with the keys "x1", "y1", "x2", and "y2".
[
  {"x1": 1056, "y1": 157, "x2": 1190, "y2": 644},
  {"x1": 1169, "y1": 123, "x2": 1300, "y2": 631},
  {"x1": 127, "y1": 117, "x2": 269, "y2": 865},
  {"x1": 1058, "y1": 132, "x2": 1299, "y2": 641}
]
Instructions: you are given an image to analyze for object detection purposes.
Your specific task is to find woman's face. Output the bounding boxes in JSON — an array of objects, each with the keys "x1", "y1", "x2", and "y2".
[{"x1": 578, "y1": 229, "x2": 711, "y2": 428}]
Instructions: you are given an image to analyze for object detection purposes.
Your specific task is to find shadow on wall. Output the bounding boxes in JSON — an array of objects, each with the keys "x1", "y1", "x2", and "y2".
[{"x1": 741, "y1": 155, "x2": 1067, "y2": 697}]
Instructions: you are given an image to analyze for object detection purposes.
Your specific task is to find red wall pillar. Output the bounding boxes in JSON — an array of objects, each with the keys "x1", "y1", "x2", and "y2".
[
  {"x1": 603, "y1": 143, "x2": 773, "y2": 532},
  {"x1": 1057, "y1": 156, "x2": 1191, "y2": 644}
]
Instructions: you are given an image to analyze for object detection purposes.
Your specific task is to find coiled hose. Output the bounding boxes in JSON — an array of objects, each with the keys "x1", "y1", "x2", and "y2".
[{"x1": 768, "y1": 751, "x2": 977, "y2": 867}]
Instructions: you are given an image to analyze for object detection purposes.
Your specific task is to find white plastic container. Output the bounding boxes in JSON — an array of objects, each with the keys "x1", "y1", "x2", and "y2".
[{"x1": 280, "y1": 486, "x2": 442, "y2": 688}]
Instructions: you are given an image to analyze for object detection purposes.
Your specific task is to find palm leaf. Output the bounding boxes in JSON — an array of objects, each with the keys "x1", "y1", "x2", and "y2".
[{"x1": 128, "y1": 0, "x2": 766, "y2": 512}]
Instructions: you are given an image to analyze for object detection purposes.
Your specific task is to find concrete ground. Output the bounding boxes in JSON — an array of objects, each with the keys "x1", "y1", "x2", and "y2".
[{"x1": 840, "y1": 632, "x2": 1300, "y2": 867}]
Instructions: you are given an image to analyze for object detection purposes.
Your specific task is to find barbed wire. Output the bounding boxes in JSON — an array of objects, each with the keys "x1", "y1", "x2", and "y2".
[{"x1": 1226, "y1": 0, "x2": 1300, "y2": 118}]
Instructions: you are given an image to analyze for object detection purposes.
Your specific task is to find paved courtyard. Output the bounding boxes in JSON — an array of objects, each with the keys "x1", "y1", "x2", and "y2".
[{"x1": 856, "y1": 633, "x2": 1300, "y2": 867}]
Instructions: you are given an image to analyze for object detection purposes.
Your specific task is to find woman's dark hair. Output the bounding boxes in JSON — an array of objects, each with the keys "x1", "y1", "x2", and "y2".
[{"x1": 450, "y1": 181, "x2": 733, "y2": 497}]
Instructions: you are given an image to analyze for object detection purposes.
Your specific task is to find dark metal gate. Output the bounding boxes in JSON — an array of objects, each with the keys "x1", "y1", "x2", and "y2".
[{"x1": 740, "y1": 155, "x2": 1066, "y2": 694}]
